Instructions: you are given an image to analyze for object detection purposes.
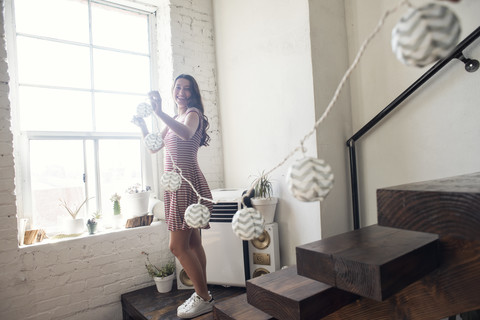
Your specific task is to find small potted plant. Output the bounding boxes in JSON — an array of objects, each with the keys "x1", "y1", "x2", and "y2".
[
  {"x1": 91, "y1": 211, "x2": 104, "y2": 231},
  {"x1": 86, "y1": 218, "x2": 97, "y2": 234},
  {"x1": 142, "y1": 251, "x2": 175, "y2": 293},
  {"x1": 251, "y1": 172, "x2": 278, "y2": 223},
  {"x1": 59, "y1": 197, "x2": 94, "y2": 234},
  {"x1": 111, "y1": 193, "x2": 124, "y2": 229},
  {"x1": 123, "y1": 184, "x2": 151, "y2": 218}
]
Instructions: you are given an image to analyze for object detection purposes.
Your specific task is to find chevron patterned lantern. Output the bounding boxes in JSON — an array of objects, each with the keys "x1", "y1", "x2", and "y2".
[
  {"x1": 391, "y1": 3, "x2": 461, "y2": 68},
  {"x1": 232, "y1": 207, "x2": 265, "y2": 241},
  {"x1": 286, "y1": 157, "x2": 334, "y2": 202},
  {"x1": 185, "y1": 203, "x2": 211, "y2": 228},
  {"x1": 160, "y1": 171, "x2": 182, "y2": 192},
  {"x1": 136, "y1": 102, "x2": 153, "y2": 118},
  {"x1": 144, "y1": 133, "x2": 163, "y2": 152}
]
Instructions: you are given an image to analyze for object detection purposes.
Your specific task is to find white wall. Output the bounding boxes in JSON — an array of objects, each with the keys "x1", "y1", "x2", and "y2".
[
  {"x1": 213, "y1": 0, "x2": 322, "y2": 266},
  {"x1": 0, "y1": 0, "x2": 222, "y2": 319},
  {"x1": 309, "y1": 0, "x2": 353, "y2": 237},
  {"x1": 345, "y1": 0, "x2": 480, "y2": 226}
]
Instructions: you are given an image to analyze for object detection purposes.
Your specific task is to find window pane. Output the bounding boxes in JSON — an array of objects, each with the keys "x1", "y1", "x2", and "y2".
[
  {"x1": 30, "y1": 140, "x2": 87, "y2": 231},
  {"x1": 98, "y1": 139, "x2": 142, "y2": 214},
  {"x1": 16, "y1": 36, "x2": 91, "y2": 89},
  {"x1": 91, "y1": 2, "x2": 149, "y2": 54},
  {"x1": 19, "y1": 87, "x2": 93, "y2": 131},
  {"x1": 93, "y1": 48, "x2": 150, "y2": 93},
  {"x1": 14, "y1": 0, "x2": 89, "y2": 43},
  {"x1": 95, "y1": 92, "x2": 146, "y2": 132}
]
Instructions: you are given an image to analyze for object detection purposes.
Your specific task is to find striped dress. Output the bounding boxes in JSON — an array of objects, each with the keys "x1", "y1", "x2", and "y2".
[{"x1": 163, "y1": 107, "x2": 212, "y2": 231}]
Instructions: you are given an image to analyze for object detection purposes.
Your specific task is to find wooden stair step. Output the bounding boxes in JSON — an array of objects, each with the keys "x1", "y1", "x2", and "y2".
[
  {"x1": 246, "y1": 266, "x2": 357, "y2": 320},
  {"x1": 296, "y1": 224, "x2": 439, "y2": 301},
  {"x1": 377, "y1": 172, "x2": 480, "y2": 240},
  {"x1": 213, "y1": 293, "x2": 274, "y2": 320}
]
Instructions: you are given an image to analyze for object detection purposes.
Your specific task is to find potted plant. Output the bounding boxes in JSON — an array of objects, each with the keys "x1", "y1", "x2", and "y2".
[
  {"x1": 91, "y1": 211, "x2": 104, "y2": 231},
  {"x1": 59, "y1": 197, "x2": 93, "y2": 234},
  {"x1": 123, "y1": 184, "x2": 151, "y2": 219},
  {"x1": 142, "y1": 251, "x2": 175, "y2": 293},
  {"x1": 86, "y1": 218, "x2": 97, "y2": 234},
  {"x1": 111, "y1": 193, "x2": 124, "y2": 229},
  {"x1": 251, "y1": 172, "x2": 278, "y2": 223}
]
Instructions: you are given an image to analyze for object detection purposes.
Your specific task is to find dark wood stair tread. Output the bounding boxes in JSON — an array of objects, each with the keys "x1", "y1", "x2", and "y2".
[
  {"x1": 246, "y1": 266, "x2": 357, "y2": 320},
  {"x1": 296, "y1": 224, "x2": 439, "y2": 301},
  {"x1": 213, "y1": 293, "x2": 274, "y2": 320}
]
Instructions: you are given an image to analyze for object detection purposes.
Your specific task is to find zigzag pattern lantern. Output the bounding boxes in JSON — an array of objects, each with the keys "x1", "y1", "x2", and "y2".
[
  {"x1": 185, "y1": 203, "x2": 211, "y2": 228},
  {"x1": 232, "y1": 207, "x2": 265, "y2": 241},
  {"x1": 144, "y1": 133, "x2": 163, "y2": 152},
  {"x1": 136, "y1": 102, "x2": 153, "y2": 118},
  {"x1": 286, "y1": 157, "x2": 334, "y2": 202},
  {"x1": 160, "y1": 171, "x2": 182, "y2": 192},
  {"x1": 391, "y1": 3, "x2": 461, "y2": 68}
]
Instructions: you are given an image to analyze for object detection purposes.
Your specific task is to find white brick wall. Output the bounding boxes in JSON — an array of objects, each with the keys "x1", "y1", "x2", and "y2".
[{"x1": 0, "y1": 0, "x2": 223, "y2": 319}]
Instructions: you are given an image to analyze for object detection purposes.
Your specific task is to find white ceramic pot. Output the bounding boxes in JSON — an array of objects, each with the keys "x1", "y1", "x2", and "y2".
[
  {"x1": 154, "y1": 274, "x2": 174, "y2": 293},
  {"x1": 251, "y1": 197, "x2": 278, "y2": 224},
  {"x1": 123, "y1": 191, "x2": 150, "y2": 218},
  {"x1": 112, "y1": 214, "x2": 124, "y2": 229},
  {"x1": 64, "y1": 218, "x2": 85, "y2": 234}
]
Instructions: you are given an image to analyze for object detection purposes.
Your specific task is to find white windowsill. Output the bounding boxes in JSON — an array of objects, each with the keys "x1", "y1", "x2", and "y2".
[{"x1": 19, "y1": 219, "x2": 166, "y2": 248}]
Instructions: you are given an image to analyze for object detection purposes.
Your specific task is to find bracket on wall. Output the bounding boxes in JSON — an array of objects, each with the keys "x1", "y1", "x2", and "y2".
[{"x1": 455, "y1": 53, "x2": 479, "y2": 72}]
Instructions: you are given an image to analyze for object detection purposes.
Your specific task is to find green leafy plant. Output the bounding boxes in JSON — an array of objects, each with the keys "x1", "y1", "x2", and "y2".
[
  {"x1": 59, "y1": 197, "x2": 94, "y2": 219},
  {"x1": 141, "y1": 252, "x2": 175, "y2": 278},
  {"x1": 253, "y1": 171, "x2": 273, "y2": 199},
  {"x1": 91, "y1": 211, "x2": 102, "y2": 220}
]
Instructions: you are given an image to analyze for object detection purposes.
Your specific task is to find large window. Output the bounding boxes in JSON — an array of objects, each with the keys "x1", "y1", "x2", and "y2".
[{"x1": 7, "y1": 0, "x2": 158, "y2": 232}]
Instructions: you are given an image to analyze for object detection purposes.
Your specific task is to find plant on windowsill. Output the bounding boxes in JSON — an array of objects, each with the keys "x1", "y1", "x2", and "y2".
[
  {"x1": 59, "y1": 197, "x2": 94, "y2": 234},
  {"x1": 123, "y1": 184, "x2": 151, "y2": 219},
  {"x1": 86, "y1": 218, "x2": 97, "y2": 235},
  {"x1": 142, "y1": 251, "x2": 175, "y2": 293},
  {"x1": 110, "y1": 193, "x2": 124, "y2": 229},
  {"x1": 251, "y1": 172, "x2": 278, "y2": 224}
]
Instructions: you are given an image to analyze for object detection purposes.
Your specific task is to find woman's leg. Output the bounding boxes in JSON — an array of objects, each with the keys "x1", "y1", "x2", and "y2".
[
  {"x1": 189, "y1": 229, "x2": 207, "y2": 285},
  {"x1": 170, "y1": 229, "x2": 210, "y2": 301}
]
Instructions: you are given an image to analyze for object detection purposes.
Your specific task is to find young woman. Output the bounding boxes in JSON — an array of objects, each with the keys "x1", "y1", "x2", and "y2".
[{"x1": 133, "y1": 74, "x2": 214, "y2": 318}]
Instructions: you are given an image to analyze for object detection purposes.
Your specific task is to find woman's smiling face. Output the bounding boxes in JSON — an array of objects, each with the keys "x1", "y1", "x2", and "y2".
[{"x1": 173, "y1": 78, "x2": 192, "y2": 108}]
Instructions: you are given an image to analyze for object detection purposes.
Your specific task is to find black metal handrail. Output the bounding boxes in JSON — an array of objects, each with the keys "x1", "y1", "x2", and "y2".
[{"x1": 347, "y1": 26, "x2": 480, "y2": 230}]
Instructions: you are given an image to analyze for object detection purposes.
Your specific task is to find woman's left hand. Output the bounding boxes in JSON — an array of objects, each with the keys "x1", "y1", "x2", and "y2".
[{"x1": 148, "y1": 91, "x2": 163, "y2": 116}]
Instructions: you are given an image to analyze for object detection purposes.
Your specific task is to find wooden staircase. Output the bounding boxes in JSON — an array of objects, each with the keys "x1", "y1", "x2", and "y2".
[{"x1": 213, "y1": 172, "x2": 480, "y2": 320}]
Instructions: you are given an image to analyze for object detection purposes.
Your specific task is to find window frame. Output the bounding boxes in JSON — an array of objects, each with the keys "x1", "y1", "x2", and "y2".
[{"x1": 5, "y1": 0, "x2": 161, "y2": 231}]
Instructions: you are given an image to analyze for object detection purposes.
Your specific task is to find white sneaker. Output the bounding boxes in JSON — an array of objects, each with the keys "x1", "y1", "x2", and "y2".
[
  {"x1": 177, "y1": 292, "x2": 196, "y2": 313},
  {"x1": 177, "y1": 292, "x2": 214, "y2": 319},
  {"x1": 177, "y1": 291, "x2": 211, "y2": 313}
]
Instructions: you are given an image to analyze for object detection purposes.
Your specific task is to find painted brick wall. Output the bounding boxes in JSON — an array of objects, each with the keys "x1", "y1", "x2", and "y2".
[
  {"x1": 168, "y1": 0, "x2": 224, "y2": 190},
  {"x1": 0, "y1": 0, "x2": 222, "y2": 319}
]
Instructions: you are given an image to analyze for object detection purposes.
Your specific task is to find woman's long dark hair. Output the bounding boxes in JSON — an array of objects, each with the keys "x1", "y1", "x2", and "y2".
[{"x1": 173, "y1": 74, "x2": 211, "y2": 147}]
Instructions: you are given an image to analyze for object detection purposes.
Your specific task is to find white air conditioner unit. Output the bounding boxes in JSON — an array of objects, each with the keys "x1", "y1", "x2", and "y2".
[{"x1": 203, "y1": 189, "x2": 250, "y2": 287}]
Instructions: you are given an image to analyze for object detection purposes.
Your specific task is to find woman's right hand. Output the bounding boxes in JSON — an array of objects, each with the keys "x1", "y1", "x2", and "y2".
[{"x1": 148, "y1": 91, "x2": 163, "y2": 116}]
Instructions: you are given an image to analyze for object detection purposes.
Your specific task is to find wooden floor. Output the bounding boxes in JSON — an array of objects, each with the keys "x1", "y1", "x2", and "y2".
[{"x1": 121, "y1": 281, "x2": 245, "y2": 320}]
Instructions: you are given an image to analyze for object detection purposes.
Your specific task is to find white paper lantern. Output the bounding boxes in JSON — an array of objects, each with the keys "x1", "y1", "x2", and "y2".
[
  {"x1": 144, "y1": 133, "x2": 163, "y2": 151},
  {"x1": 231, "y1": 207, "x2": 265, "y2": 241},
  {"x1": 286, "y1": 157, "x2": 334, "y2": 202},
  {"x1": 160, "y1": 171, "x2": 182, "y2": 192},
  {"x1": 136, "y1": 102, "x2": 153, "y2": 118},
  {"x1": 391, "y1": 3, "x2": 461, "y2": 68},
  {"x1": 185, "y1": 203, "x2": 211, "y2": 228}
]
